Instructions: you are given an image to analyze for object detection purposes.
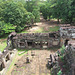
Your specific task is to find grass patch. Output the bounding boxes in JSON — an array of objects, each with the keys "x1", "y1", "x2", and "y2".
[
  {"x1": 18, "y1": 49, "x2": 29, "y2": 56},
  {"x1": 49, "y1": 26, "x2": 59, "y2": 32},
  {"x1": 7, "y1": 51, "x2": 18, "y2": 72},
  {"x1": 21, "y1": 66, "x2": 25, "y2": 69},
  {"x1": 15, "y1": 70, "x2": 20, "y2": 72},
  {"x1": 0, "y1": 40, "x2": 7, "y2": 52},
  {"x1": 6, "y1": 49, "x2": 28, "y2": 74},
  {"x1": 21, "y1": 31, "x2": 28, "y2": 33}
]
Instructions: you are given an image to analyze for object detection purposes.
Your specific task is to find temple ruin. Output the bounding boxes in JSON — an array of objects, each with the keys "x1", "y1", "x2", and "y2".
[
  {"x1": 0, "y1": 49, "x2": 17, "y2": 75},
  {"x1": 0, "y1": 50, "x2": 11, "y2": 71},
  {"x1": 6, "y1": 24, "x2": 75, "y2": 49},
  {"x1": 0, "y1": 24, "x2": 75, "y2": 75},
  {"x1": 48, "y1": 40, "x2": 75, "y2": 75},
  {"x1": 59, "y1": 24, "x2": 75, "y2": 46},
  {"x1": 7, "y1": 32, "x2": 60, "y2": 49}
]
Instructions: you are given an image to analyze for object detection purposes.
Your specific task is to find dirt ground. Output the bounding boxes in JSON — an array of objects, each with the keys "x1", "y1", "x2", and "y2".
[
  {"x1": 11, "y1": 50, "x2": 55, "y2": 75},
  {"x1": 27, "y1": 16, "x2": 59, "y2": 33}
]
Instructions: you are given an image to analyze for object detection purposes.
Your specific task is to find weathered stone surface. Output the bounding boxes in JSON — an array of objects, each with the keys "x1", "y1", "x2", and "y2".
[{"x1": 8, "y1": 32, "x2": 60, "y2": 49}]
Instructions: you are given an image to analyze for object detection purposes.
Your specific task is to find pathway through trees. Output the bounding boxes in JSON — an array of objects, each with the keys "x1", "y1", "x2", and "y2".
[{"x1": 27, "y1": 16, "x2": 59, "y2": 33}]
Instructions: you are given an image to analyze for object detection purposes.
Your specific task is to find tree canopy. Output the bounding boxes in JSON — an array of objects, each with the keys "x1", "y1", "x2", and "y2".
[
  {"x1": 40, "y1": 0, "x2": 75, "y2": 23},
  {"x1": 0, "y1": 0, "x2": 40, "y2": 36},
  {"x1": 0, "y1": 0, "x2": 75, "y2": 37}
]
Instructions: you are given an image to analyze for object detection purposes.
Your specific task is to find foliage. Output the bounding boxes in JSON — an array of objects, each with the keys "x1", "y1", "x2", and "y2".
[
  {"x1": 0, "y1": 0, "x2": 39, "y2": 34},
  {"x1": 25, "y1": 12, "x2": 35, "y2": 25},
  {"x1": 60, "y1": 45, "x2": 65, "y2": 55},
  {"x1": 40, "y1": 0, "x2": 75, "y2": 24},
  {"x1": 15, "y1": 26, "x2": 25, "y2": 32},
  {"x1": 25, "y1": 0, "x2": 40, "y2": 22},
  {"x1": 60, "y1": 56, "x2": 64, "y2": 62},
  {"x1": 0, "y1": 21, "x2": 15, "y2": 37},
  {"x1": 40, "y1": 2, "x2": 52, "y2": 20},
  {"x1": 0, "y1": 1, "x2": 27, "y2": 26},
  {"x1": 32, "y1": 9, "x2": 40, "y2": 22},
  {"x1": 57, "y1": 70, "x2": 62, "y2": 75},
  {"x1": 0, "y1": 0, "x2": 74, "y2": 36},
  {"x1": 25, "y1": 0, "x2": 40, "y2": 12},
  {"x1": 60, "y1": 45, "x2": 65, "y2": 51},
  {"x1": 40, "y1": 4, "x2": 47, "y2": 19}
]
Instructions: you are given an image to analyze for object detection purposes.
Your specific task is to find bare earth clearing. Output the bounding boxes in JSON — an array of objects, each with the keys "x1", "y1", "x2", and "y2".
[{"x1": 27, "y1": 17, "x2": 58, "y2": 33}]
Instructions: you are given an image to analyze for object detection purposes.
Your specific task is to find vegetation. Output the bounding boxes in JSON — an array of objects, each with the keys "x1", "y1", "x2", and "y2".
[
  {"x1": 57, "y1": 70, "x2": 62, "y2": 75},
  {"x1": 0, "y1": 0, "x2": 74, "y2": 37},
  {"x1": 0, "y1": 0, "x2": 40, "y2": 36},
  {"x1": 0, "y1": 1, "x2": 74, "y2": 75},
  {"x1": 0, "y1": 21, "x2": 15, "y2": 37},
  {"x1": 6, "y1": 49, "x2": 29, "y2": 74},
  {"x1": 49, "y1": 26, "x2": 59, "y2": 32},
  {"x1": 0, "y1": 40, "x2": 7, "y2": 52},
  {"x1": 60, "y1": 45, "x2": 65, "y2": 55},
  {"x1": 40, "y1": 0, "x2": 75, "y2": 24},
  {"x1": 18, "y1": 49, "x2": 29, "y2": 56}
]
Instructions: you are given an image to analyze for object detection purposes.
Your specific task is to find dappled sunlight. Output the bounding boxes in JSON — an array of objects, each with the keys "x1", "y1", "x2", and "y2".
[
  {"x1": 26, "y1": 17, "x2": 59, "y2": 33},
  {"x1": 27, "y1": 27, "x2": 44, "y2": 33}
]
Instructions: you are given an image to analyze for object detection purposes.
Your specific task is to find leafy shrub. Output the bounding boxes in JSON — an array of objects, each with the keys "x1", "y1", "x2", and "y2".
[
  {"x1": 0, "y1": 1, "x2": 27, "y2": 26},
  {"x1": 0, "y1": 21, "x2": 15, "y2": 37},
  {"x1": 57, "y1": 70, "x2": 62, "y2": 75},
  {"x1": 60, "y1": 55, "x2": 64, "y2": 62},
  {"x1": 25, "y1": 12, "x2": 35, "y2": 25},
  {"x1": 0, "y1": 30, "x2": 4, "y2": 37},
  {"x1": 60, "y1": 45, "x2": 65, "y2": 55},
  {"x1": 32, "y1": 9, "x2": 40, "y2": 22},
  {"x1": 3, "y1": 23, "x2": 15, "y2": 33},
  {"x1": 15, "y1": 26, "x2": 24, "y2": 32}
]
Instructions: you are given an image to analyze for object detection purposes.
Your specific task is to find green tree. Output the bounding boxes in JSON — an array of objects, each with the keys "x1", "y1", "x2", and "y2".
[
  {"x1": 40, "y1": 0, "x2": 75, "y2": 24},
  {"x1": 25, "y1": 0, "x2": 40, "y2": 12},
  {"x1": 25, "y1": 12, "x2": 35, "y2": 25},
  {"x1": 51, "y1": 0, "x2": 75, "y2": 23},
  {"x1": 0, "y1": 21, "x2": 15, "y2": 37},
  {"x1": 0, "y1": 1, "x2": 27, "y2": 26},
  {"x1": 32, "y1": 9, "x2": 40, "y2": 22},
  {"x1": 51, "y1": 0, "x2": 64, "y2": 23},
  {"x1": 65, "y1": 0, "x2": 75, "y2": 23},
  {"x1": 25, "y1": 0, "x2": 40, "y2": 22},
  {"x1": 40, "y1": 1, "x2": 52, "y2": 20}
]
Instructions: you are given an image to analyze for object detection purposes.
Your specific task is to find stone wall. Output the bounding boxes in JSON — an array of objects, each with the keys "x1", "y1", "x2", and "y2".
[
  {"x1": 7, "y1": 32, "x2": 60, "y2": 49},
  {"x1": 59, "y1": 24, "x2": 75, "y2": 46},
  {"x1": 0, "y1": 49, "x2": 17, "y2": 75},
  {"x1": 7, "y1": 24, "x2": 75, "y2": 49}
]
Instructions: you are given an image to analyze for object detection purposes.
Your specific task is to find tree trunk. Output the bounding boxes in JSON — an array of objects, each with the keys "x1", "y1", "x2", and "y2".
[{"x1": 57, "y1": 18, "x2": 59, "y2": 24}]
